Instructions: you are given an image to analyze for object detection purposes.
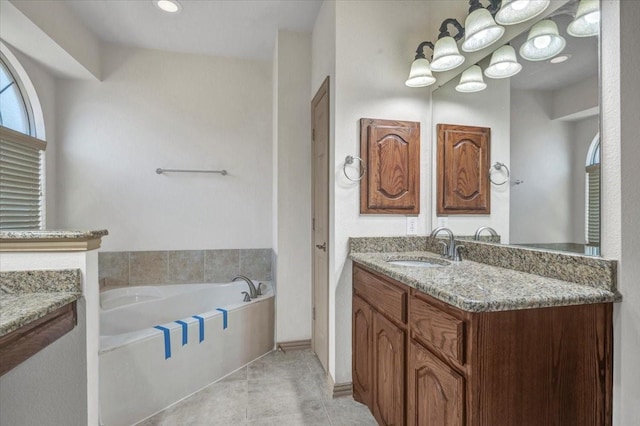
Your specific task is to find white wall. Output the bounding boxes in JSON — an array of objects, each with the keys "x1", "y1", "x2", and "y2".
[
  {"x1": 331, "y1": 0, "x2": 432, "y2": 383},
  {"x1": 552, "y1": 75, "x2": 599, "y2": 120},
  {"x1": 510, "y1": 89, "x2": 573, "y2": 244},
  {"x1": 602, "y1": 1, "x2": 640, "y2": 424},
  {"x1": 432, "y1": 74, "x2": 511, "y2": 241},
  {"x1": 55, "y1": 45, "x2": 273, "y2": 252},
  {"x1": 272, "y1": 30, "x2": 313, "y2": 343}
]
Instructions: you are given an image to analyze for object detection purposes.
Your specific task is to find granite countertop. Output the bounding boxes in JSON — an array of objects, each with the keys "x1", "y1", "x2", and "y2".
[
  {"x1": 0, "y1": 229, "x2": 108, "y2": 240},
  {"x1": 0, "y1": 269, "x2": 82, "y2": 337},
  {"x1": 350, "y1": 251, "x2": 621, "y2": 313}
]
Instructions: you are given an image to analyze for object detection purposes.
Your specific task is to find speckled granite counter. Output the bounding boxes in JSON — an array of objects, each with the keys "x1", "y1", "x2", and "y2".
[
  {"x1": 0, "y1": 269, "x2": 81, "y2": 336},
  {"x1": 350, "y1": 251, "x2": 621, "y2": 313},
  {"x1": 0, "y1": 229, "x2": 108, "y2": 252}
]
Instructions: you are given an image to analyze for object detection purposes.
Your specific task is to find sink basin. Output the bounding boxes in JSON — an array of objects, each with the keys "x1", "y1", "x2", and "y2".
[{"x1": 386, "y1": 259, "x2": 449, "y2": 268}]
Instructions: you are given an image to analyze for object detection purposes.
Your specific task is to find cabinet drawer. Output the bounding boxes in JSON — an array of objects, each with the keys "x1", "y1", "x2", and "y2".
[
  {"x1": 354, "y1": 267, "x2": 407, "y2": 324},
  {"x1": 410, "y1": 296, "x2": 465, "y2": 364}
]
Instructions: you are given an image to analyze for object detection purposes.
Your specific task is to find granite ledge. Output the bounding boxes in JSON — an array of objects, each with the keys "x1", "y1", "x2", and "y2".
[
  {"x1": 0, "y1": 229, "x2": 108, "y2": 240},
  {"x1": 350, "y1": 251, "x2": 621, "y2": 313},
  {"x1": 0, "y1": 293, "x2": 80, "y2": 336}
]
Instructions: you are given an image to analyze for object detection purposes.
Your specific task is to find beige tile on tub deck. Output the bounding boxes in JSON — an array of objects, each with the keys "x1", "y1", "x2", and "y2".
[
  {"x1": 129, "y1": 251, "x2": 168, "y2": 285},
  {"x1": 98, "y1": 251, "x2": 129, "y2": 286},
  {"x1": 167, "y1": 250, "x2": 204, "y2": 284},
  {"x1": 204, "y1": 249, "x2": 240, "y2": 283},
  {"x1": 239, "y1": 249, "x2": 272, "y2": 281}
]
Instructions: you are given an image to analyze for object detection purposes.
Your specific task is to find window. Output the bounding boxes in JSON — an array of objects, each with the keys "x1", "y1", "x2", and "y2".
[
  {"x1": 585, "y1": 134, "x2": 600, "y2": 255},
  {"x1": 0, "y1": 53, "x2": 46, "y2": 230}
]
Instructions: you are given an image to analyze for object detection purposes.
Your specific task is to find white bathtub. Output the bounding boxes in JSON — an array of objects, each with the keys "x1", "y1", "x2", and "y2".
[{"x1": 99, "y1": 282, "x2": 275, "y2": 426}]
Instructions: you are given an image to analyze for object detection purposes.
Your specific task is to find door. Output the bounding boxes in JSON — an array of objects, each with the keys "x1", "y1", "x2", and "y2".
[
  {"x1": 311, "y1": 77, "x2": 330, "y2": 373},
  {"x1": 407, "y1": 341, "x2": 464, "y2": 426},
  {"x1": 373, "y1": 312, "x2": 405, "y2": 426},
  {"x1": 352, "y1": 295, "x2": 373, "y2": 407}
]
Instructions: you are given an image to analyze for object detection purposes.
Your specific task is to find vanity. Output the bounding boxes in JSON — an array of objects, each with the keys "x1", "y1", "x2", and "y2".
[{"x1": 350, "y1": 237, "x2": 619, "y2": 426}]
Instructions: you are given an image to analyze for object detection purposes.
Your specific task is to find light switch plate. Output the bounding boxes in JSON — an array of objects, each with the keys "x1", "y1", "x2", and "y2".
[{"x1": 406, "y1": 217, "x2": 418, "y2": 235}]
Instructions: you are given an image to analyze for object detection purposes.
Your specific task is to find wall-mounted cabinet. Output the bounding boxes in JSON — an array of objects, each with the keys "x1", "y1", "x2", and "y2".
[
  {"x1": 360, "y1": 118, "x2": 420, "y2": 215},
  {"x1": 437, "y1": 124, "x2": 490, "y2": 215}
]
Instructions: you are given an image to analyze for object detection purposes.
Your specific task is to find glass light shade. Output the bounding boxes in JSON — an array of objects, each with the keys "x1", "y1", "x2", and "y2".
[
  {"x1": 430, "y1": 37, "x2": 466, "y2": 72},
  {"x1": 405, "y1": 58, "x2": 436, "y2": 87},
  {"x1": 519, "y1": 19, "x2": 566, "y2": 61},
  {"x1": 484, "y1": 45, "x2": 523, "y2": 79},
  {"x1": 567, "y1": 0, "x2": 600, "y2": 37},
  {"x1": 495, "y1": 0, "x2": 551, "y2": 25},
  {"x1": 456, "y1": 65, "x2": 487, "y2": 93},
  {"x1": 461, "y1": 8, "x2": 505, "y2": 52}
]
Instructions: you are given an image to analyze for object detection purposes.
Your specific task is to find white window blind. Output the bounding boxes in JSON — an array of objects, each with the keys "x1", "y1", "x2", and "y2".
[
  {"x1": 0, "y1": 125, "x2": 46, "y2": 229},
  {"x1": 585, "y1": 164, "x2": 600, "y2": 245}
]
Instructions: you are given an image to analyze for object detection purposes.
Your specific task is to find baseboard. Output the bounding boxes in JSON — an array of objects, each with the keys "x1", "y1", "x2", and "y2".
[
  {"x1": 328, "y1": 373, "x2": 353, "y2": 398},
  {"x1": 276, "y1": 339, "x2": 311, "y2": 352}
]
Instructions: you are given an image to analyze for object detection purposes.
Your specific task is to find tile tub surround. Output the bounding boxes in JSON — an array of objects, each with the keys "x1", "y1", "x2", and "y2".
[
  {"x1": 99, "y1": 249, "x2": 273, "y2": 288},
  {"x1": 138, "y1": 349, "x2": 377, "y2": 426},
  {"x1": 350, "y1": 251, "x2": 620, "y2": 313},
  {"x1": 350, "y1": 236, "x2": 617, "y2": 291},
  {"x1": 0, "y1": 269, "x2": 81, "y2": 336}
]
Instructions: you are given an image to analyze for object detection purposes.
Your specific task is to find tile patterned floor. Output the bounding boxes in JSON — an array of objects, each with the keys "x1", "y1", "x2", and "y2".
[{"x1": 137, "y1": 349, "x2": 378, "y2": 425}]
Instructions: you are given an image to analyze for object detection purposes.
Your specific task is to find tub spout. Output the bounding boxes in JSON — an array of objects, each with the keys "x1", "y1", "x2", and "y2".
[{"x1": 233, "y1": 275, "x2": 258, "y2": 299}]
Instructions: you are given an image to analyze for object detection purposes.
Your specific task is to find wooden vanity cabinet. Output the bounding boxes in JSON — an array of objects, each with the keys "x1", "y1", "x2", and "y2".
[{"x1": 352, "y1": 263, "x2": 613, "y2": 426}]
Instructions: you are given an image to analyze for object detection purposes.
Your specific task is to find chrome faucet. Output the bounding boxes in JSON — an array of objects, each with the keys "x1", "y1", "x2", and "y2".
[
  {"x1": 430, "y1": 227, "x2": 464, "y2": 261},
  {"x1": 232, "y1": 275, "x2": 258, "y2": 299},
  {"x1": 474, "y1": 226, "x2": 498, "y2": 241}
]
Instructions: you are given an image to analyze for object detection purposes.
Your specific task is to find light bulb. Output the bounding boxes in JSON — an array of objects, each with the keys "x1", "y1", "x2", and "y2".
[{"x1": 534, "y1": 35, "x2": 551, "y2": 49}]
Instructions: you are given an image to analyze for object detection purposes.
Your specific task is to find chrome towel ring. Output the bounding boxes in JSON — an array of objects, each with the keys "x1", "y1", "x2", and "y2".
[
  {"x1": 489, "y1": 162, "x2": 510, "y2": 185},
  {"x1": 343, "y1": 155, "x2": 366, "y2": 182}
]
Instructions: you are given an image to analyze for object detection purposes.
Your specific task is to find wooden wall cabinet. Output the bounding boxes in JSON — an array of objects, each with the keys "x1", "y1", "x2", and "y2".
[
  {"x1": 352, "y1": 263, "x2": 613, "y2": 426},
  {"x1": 437, "y1": 124, "x2": 490, "y2": 215},
  {"x1": 360, "y1": 118, "x2": 420, "y2": 215}
]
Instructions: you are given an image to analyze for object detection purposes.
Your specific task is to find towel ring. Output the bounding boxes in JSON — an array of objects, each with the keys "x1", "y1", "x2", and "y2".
[
  {"x1": 489, "y1": 162, "x2": 510, "y2": 185},
  {"x1": 344, "y1": 155, "x2": 366, "y2": 182}
]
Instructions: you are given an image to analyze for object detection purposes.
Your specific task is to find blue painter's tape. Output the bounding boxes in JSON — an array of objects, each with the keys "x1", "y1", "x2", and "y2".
[
  {"x1": 216, "y1": 308, "x2": 228, "y2": 330},
  {"x1": 192, "y1": 315, "x2": 205, "y2": 343},
  {"x1": 175, "y1": 320, "x2": 188, "y2": 346},
  {"x1": 153, "y1": 325, "x2": 171, "y2": 359}
]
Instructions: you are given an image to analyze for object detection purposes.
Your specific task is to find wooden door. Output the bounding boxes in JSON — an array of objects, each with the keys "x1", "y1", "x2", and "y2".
[
  {"x1": 373, "y1": 312, "x2": 405, "y2": 426},
  {"x1": 360, "y1": 118, "x2": 420, "y2": 214},
  {"x1": 407, "y1": 341, "x2": 464, "y2": 426},
  {"x1": 311, "y1": 77, "x2": 330, "y2": 373},
  {"x1": 437, "y1": 124, "x2": 490, "y2": 215},
  {"x1": 352, "y1": 295, "x2": 373, "y2": 408}
]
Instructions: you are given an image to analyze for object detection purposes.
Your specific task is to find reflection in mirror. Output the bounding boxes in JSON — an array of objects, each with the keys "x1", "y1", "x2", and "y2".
[{"x1": 432, "y1": 0, "x2": 600, "y2": 256}]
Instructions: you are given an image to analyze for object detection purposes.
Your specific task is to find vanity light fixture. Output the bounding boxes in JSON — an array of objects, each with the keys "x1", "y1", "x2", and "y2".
[
  {"x1": 567, "y1": 0, "x2": 600, "y2": 37},
  {"x1": 519, "y1": 19, "x2": 566, "y2": 61},
  {"x1": 456, "y1": 65, "x2": 487, "y2": 92},
  {"x1": 484, "y1": 45, "x2": 522, "y2": 78},
  {"x1": 430, "y1": 19, "x2": 466, "y2": 72},
  {"x1": 495, "y1": 0, "x2": 551, "y2": 26},
  {"x1": 405, "y1": 41, "x2": 436, "y2": 87},
  {"x1": 154, "y1": 0, "x2": 182, "y2": 13},
  {"x1": 461, "y1": 0, "x2": 505, "y2": 52}
]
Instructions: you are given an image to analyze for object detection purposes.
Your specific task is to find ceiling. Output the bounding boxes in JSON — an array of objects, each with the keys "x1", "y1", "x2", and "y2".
[{"x1": 65, "y1": 0, "x2": 323, "y2": 60}]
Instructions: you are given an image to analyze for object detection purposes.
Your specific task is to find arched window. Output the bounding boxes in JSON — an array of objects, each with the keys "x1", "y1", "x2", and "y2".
[
  {"x1": 0, "y1": 50, "x2": 46, "y2": 230},
  {"x1": 585, "y1": 134, "x2": 600, "y2": 255}
]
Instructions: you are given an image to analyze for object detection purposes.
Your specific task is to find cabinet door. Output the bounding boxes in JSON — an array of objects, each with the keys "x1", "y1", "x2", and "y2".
[
  {"x1": 373, "y1": 312, "x2": 405, "y2": 426},
  {"x1": 437, "y1": 124, "x2": 490, "y2": 215},
  {"x1": 407, "y1": 341, "x2": 464, "y2": 426},
  {"x1": 352, "y1": 295, "x2": 373, "y2": 408},
  {"x1": 360, "y1": 118, "x2": 420, "y2": 214}
]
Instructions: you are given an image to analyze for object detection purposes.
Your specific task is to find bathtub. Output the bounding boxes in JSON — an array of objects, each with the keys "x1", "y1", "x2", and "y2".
[{"x1": 99, "y1": 282, "x2": 275, "y2": 426}]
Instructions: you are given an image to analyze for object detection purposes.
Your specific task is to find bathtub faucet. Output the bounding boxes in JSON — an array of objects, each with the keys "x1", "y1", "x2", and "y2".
[{"x1": 232, "y1": 275, "x2": 258, "y2": 299}]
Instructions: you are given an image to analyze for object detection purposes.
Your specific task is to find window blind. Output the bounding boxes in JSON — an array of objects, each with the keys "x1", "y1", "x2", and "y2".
[
  {"x1": 586, "y1": 164, "x2": 600, "y2": 245},
  {"x1": 0, "y1": 126, "x2": 46, "y2": 230}
]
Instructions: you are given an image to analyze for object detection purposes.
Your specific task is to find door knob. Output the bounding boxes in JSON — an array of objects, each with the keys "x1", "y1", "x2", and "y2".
[{"x1": 315, "y1": 242, "x2": 326, "y2": 251}]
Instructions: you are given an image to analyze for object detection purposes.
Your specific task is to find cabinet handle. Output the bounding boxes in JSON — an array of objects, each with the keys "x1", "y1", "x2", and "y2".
[{"x1": 315, "y1": 242, "x2": 327, "y2": 251}]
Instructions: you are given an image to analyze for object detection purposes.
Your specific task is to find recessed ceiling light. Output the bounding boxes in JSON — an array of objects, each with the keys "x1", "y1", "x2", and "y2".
[
  {"x1": 155, "y1": 0, "x2": 182, "y2": 13},
  {"x1": 550, "y1": 54, "x2": 571, "y2": 64}
]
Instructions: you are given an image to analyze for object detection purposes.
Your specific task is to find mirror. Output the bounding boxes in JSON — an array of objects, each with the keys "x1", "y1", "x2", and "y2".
[{"x1": 431, "y1": 0, "x2": 600, "y2": 256}]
